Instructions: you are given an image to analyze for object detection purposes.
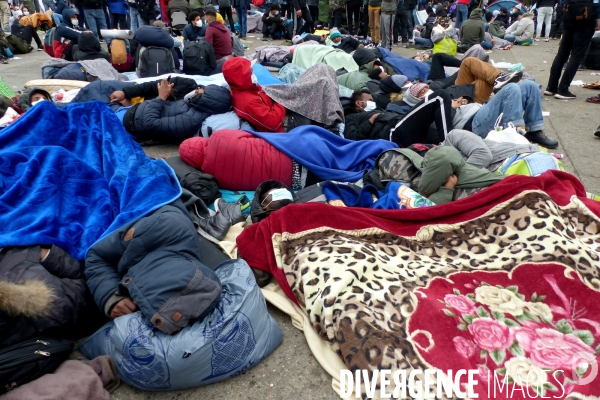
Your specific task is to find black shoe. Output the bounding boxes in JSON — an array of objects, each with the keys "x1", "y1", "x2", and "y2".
[
  {"x1": 525, "y1": 130, "x2": 559, "y2": 149},
  {"x1": 493, "y1": 70, "x2": 523, "y2": 93},
  {"x1": 262, "y1": 36, "x2": 268, "y2": 41},
  {"x1": 578, "y1": 64, "x2": 587, "y2": 71},
  {"x1": 554, "y1": 91, "x2": 576, "y2": 100},
  {"x1": 594, "y1": 126, "x2": 600, "y2": 138},
  {"x1": 543, "y1": 88, "x2": 556, "y2": 96},
  {"x1": 214, "y1": 199, "x2": 245, "y2": 225}
]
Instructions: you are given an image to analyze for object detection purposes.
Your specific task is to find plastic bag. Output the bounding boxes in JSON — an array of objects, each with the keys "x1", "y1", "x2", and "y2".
[
  {"x1": 485, "y1": 113, "x2": 530, "y2": 145},
  {"x1": 79, "y1": 259, "x2": 283, "y2": 391},
  {"x1": 433, "y1": 37, "x2": 457, "y2": 56},
  {"x1": 508, "y1": 63, "x2": 524, "y2": 72}
]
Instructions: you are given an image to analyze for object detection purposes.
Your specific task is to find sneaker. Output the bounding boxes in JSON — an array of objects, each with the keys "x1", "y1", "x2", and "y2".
[
  {"x1": 595, "y1": 126, "x2": 600, "y2": 138},
  {"x1": 214, "y1": 199, "x2": 245, "y2": 225},
  {"x1": 554, "y1": 91, "x2": 576, "y2": 100},
  {"x1": 578, "y1": 64, "x2": 587, "y2": 71},
  {"x1": 0, "y1": 57, "x2": 7, "y2": 65},
  {"x1": 493, "y1": 70, "x2": 523, "y2": 93},
  {"x1": 267, "y1": 37, "x2": 272, "y2": 41},
  {"x1": 402, "y1": 43, "x2": 408, "y2": 48},
  {"x1": 544, "y1": 89, "x2": 556, "y2": 96},
  {"x1": 525, "y1": 130, "x2": 559, "y2": 149},
  {"x1": 534, "y1": 38, "x2": 540, "y2": 41},
  {"x1": 262, "y1": 36, "x2": 268, "y2": 41},
  {"x1": 37, "y1": 47, "x2": 44, "y2": 51},
  {"x1": 544, "y1": 38, "x2": 549, "y2": 42},
  {"x1": 409, "y1": 39, "x2": 415, "y2": 45}
]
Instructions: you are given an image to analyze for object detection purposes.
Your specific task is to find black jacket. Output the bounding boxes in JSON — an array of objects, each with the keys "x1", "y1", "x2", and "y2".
[
  {"x1": 344, "y1": 110, "x2": 403, "y2": 141},
  {"x1": 495, "y1": 13, "x2": 510, "y2": 27},
  {"x1": 73, "y1": 32, "x2": 111, "y2": 62},
  {"x1": 0, "y1": 245, "x2": 89, "y2": 346},
  {"x1": 133, "y1": 84, "x2": 232, "y2": 140},
  {"x1": 292, "y1": 0, "x2": 308, "y2": 11},
  {"x1": 336, "y1": 36, "x2": 360, "y2": 53},
  {"x1": 401, "y1": 0, "x2": 418, "y2": 11},
  {"x1": 123, "y1": 76, "x2": 198, "y2": 100},
  {"x1": 135, "y1": 0, "x2": 157, "y2": 21},
  {"x1": 535, "y1": 0, "x2": 556, "y2": 8},
  {"x1": 262, "y1": 11, "x2": 283, "y2": 25},
  {"x1": 85, "y1": 200, "x2": 222, "y2": 335}
]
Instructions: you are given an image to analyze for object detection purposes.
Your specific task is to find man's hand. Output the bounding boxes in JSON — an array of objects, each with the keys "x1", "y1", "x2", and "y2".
[
  {"x1": 443, "y1": 174, "x2": 458, "y2": 189},
  {"x1": 109, "y1": 90, "x2": 126, "y2": 103},
  {"x1": 296, "y1": 9, "x2": 302, "y2": 17},
  {"x1": 110, "y1": 298, "x2": 138, "y2": 319},
  {"x1": 369, "y1": 113, "x2": 380, "y2": 124},
  {"x1": 157, "y1": 79, "x2": 174, "y2": 101}
]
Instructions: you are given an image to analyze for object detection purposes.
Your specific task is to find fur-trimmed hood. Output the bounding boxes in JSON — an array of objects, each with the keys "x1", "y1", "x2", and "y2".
[{"x1": 0, "y1": 280, "x2": 56, "y2": 318}]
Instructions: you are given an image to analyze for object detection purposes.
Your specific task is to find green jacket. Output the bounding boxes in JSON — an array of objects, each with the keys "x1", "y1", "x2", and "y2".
[
  {"x1": 358, "y1": 60, "x2": 396, "y2": 77},
  {"x1": 375, "y1": 147, "x2": 504, "y2": 204},
  {"x1": 189, "y1": 0, "x2": 203, "y2": 9},
  {"x1": 488, "y1": 21, "x2": 506, "y2": 38},
  {"x1": 460, "y1": 8, "x2": 485, "y2": 46},
  {"x1": 337, "y1": 71, "x2": 370, "y2": 91},
  {"x1": 329, "y1": 0, "x2": 346, "y2": 10}
]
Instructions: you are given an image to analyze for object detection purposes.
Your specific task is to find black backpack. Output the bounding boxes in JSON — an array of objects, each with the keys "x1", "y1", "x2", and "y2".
[
  {"x1": 136, "y1": 46, "x2": 177, "y2": 78},
  {"x1": 165, "y1": 156, "x2": 222, "y2": 205},
  {"x1": 0, "y1": 337, "x2": 74, "y2": 394},
  {"x1": 183, "y1": 40, "x2": 215, "y2": 75},
  {"x1": 563, "y1": 0, "x2": 594, "y2": 25},
  {"x1": 585, "y1": 37, "x2": 600, "y2": 69}
]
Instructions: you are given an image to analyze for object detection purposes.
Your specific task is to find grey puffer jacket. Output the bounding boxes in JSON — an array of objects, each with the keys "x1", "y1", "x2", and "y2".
[{"x1": 133, "y1": 84, "x2": 232, "y2": 141}]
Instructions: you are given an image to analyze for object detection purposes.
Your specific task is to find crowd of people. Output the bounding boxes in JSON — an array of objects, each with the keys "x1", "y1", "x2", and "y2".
[{"x1": 0, "y1": 0, "x2": 600, "y2": 396}]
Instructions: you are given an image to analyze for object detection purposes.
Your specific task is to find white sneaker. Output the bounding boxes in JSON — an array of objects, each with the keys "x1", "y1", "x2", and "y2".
[
  {"x1": 534, "y1": 38, "x2": 540, "y2": 42},
  {"x1": 544, "y1": 38, "x2": 549, "y2": 42}
]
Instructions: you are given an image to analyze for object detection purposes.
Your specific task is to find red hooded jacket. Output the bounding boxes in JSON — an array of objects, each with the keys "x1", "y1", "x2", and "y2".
[
  {"x1": 179, "y1": 130, "x2": 293, "y2": 191},
  {"x1": 222, "y1": 58, "x2": 286, "y2": 133}
]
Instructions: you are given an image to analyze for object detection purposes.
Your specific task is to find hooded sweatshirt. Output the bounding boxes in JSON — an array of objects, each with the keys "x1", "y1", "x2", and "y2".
[
  {"x1": 223, "y1": 57, "x2": 286, "y2": 132},
  {"x1": 460, "y1": 8, "x2": 485, "y2": 46},
  {"x1": 73, "y1": 31, "x2": 110, "y2": 62},
  {"x1": 205, "y1": 20, "x2": 233, "y2": 60},
  {"x1": 54, "y1": 8, "x2": 81, "y2": 58},
  {"x1": 506, "y1": 12, "x2": 534, "y2": 42}
]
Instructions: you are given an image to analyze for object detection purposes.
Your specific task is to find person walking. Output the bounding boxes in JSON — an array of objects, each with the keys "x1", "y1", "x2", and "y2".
[{"x1": 545, "y1": 0, "x2": 595, "y2": 99}]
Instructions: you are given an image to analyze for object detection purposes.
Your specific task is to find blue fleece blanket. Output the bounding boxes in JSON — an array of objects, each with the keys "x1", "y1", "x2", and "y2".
[
  {"x1": 249, "y1": 125, "x2": 397, "y2": 181},
  {"x1": 379, "y1": 47, "x2": 430, "y2": 81},
  {"x1": 252, "y1": 63, "x2": 288, "y2": 87},
  {"x1": 0, "y1": 101, "x2": 181, "y2": 260}
]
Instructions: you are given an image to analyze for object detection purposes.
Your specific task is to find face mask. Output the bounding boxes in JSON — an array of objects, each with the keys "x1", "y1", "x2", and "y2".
[
  {"x1": 31, "y1": 98, "x2": 46, "y2": 106},
  {"x1": 274, "y1": 10, "x2": 279, "y2": 15},
  {"x1": 23, "y1": 11, "x2": 29, "y2": 15},
  {"x1": 261, "y1": 188, "x2": 293, "y2": 208},
  {"x1": 251, "y1": 73, "x2": 258, "y2": 84},
  {"x1": 195, "y1": 19, "x2": 203, "y2": 27},
  {"x1": 71, "y1": 18, "x2": 78, "y2": 26},
  {"x1": 362, "y1": 101, "x2": 376, "y2": 112},
  {"x1": 184, "y1": 89, "x2": 197, "y2": 101},
  {"x1": 332, "y1": 41, "x2": 341, "y2": 46}
]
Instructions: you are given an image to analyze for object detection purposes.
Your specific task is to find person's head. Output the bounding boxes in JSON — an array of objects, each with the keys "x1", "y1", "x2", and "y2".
[
  {"x1": 330, "y1": 31, "x2": 342, "y2": 44},
  {"x1": 270, "y1": 3, "x2": 280, "y2": 14},
  {"x1": 485, "y1": 11, "x2": 494, "y2": 22},
  {"x1": 451, "y1": 96, "x2": 471, "y2": 108},
  {"x1": 184, "y1": 85, "x2": 206, "y2": 106},
  {"x1": 29, "y1": 88, "x2": 52, "y2": 105},
  {"x1": 368, "y1": 65, "x2": 388, "y2": 81},
  {"x1": 22, "y1": 6, "x2": 29, "y2": 14},
  {"x1": 351, "y1": 89, "x2": 375, "y2": 112},
  {"x1": 188, "y1": 11, "x2": 202, "y2": 26},
  {"x1": 292, "y1": 35, "x2": 304, "y2": 45},
  {"x1": 70, "y1": 12, "x2": 79, "y2": 26},
  {"x1": 410, "y1": 82, "x2": 430, "y2": 99},
  {"x1": 500, "y1": 6, "x2": 508, "y2": 15},
  {"x1": 512, "y1": 9, "x2": 522, "y2": 19},
  {"x1": 412, "y1": 53, "x2": 430, "y2": 62},
  {"x1": 205, "y1": 8, "x2": 217, "y2": 22},
  {"x1": 442, "y1": 1, "x2": 449, "y2": 9}
]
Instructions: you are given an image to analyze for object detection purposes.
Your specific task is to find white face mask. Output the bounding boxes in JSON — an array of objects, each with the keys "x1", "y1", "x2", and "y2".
[
  {"x1": 71, "y1": 18, "x2": 78, "y2": 26},
  {"x1": 362, "y1": 100, "x2": 376, "y2": 112},
  {"x1": 332, "y1": 41, "x2": 341, "y2": 46},
  {"x1": 184, "y1": 89, "x2": 197, "y2": 101},
  {"x1": 251, "y1": 73, "x2": 258, "y2": 84},
  {"x1": 261, "y1": 188, "x2": 293, "y2": 208},
  {"x1": 274, "y1": 10, "x2": 279, "y2": 15},
  {"x1": 23, "y1": 11, "x2": 29, "y2": 15},
  {"x1": 195, "y1": 19, "x2": 203, "y2": 27},
  {"x1": 31, "y1": 98, "x2": 46, "y2": 106}
]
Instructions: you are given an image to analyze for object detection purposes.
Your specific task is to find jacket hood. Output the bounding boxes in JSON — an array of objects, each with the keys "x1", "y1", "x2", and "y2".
[
  {"x1": 62, "y1": 8, "x2": 78, "y2": 26},
  {"x1": 0, "y1": 280, "x2": 56, "y2": 318},
  {"x1": 78, "y1": 31, "x2": 102, "y2": 53},
  {"x1": 352, "y1": 48, "x2": 379, "y2": 67},
  {"x1": 179, "y1": 137, "x2": 208, "y2": 170},
  {"x1": 191, "y1": 84, "x2": 232, "y2": 114},
  {"x1": 522, "y1": 12, "x2": 534, "y2": 19},
  {"x1": 209, "y1": 21, "x2": 229, "y2": 33},
  {"x1": 469, "y1": 8, "x2": 483, "y2": 20},
  {"x1": 223, "y1": 57, "x2": 258, "y2": 91}
]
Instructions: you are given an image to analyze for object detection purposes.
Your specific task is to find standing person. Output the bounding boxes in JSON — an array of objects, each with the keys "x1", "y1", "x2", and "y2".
[
  {"x1": 398, "y1": 0, "x2": 416, "y2": 46},
  {"x1": 455, "y1": 0, "x2": 469, "y2": 31},
  {"x1": 0, "y1": 0, "x2": 10, "y2": 32},
  {"x1": 346, "y1": 0, "x2": 361, "y2": 34},
  {"x1": 329, "y1": 0, "x2": 345, "y2": 29},
  {"x1": 82, "y1": 0, "x2": 109, "y2": 38},
  {"x1": 550, "y1": 0, "x2": 565, "y2": 39},
  {"x1": 534, "y1": 0, "x2": 555, "y2": 41},
  {"x1": 218, "y1": 0, "x2": 235, "y2": 32},
  {"x1": 128, "y1": 0, "x2": 143, "y2": 32},
  {"x1": 545, "y1": 0, "x2": 595, "y2": 99},
  {"x1": 379, "y1": 0, "x2": 395, "y2": 49},
  {"x1": 308, "y1": 0, "x2": 319, "y2": 29},
  {"x1": 366, "y1": 0, "x2": 381, "y2": 43},
  {"x1": 189, "y1": 0, "x2": 204, "y2": 14},
  {"x1": 233, "y1": 0, "x2": 249, "y2": 37},
  {"x1": 291, "y1": 0, "x2": 313, "y2": 36},
  {"x1": 107, "y1": 0, "x2": 128, "y2": 29},
  {"x1": 318, "y1": 0, "x2": 330, "y2": 29},
  {"x1": 135, "y1": 0, "x2": 156, "y2": 25}
]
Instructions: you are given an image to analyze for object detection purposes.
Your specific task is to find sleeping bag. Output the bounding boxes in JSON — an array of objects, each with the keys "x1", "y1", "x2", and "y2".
[
  {"x1": 79, "y1": 259, "x2": 283, "y2": 390},
  {"x1": 179, "y1": 130, "x2": 293, "y2": 191}
]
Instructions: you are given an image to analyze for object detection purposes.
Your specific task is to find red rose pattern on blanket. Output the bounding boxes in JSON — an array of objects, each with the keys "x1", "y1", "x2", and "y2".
[{"x1": 409, "y1": 263, "x2": 600, "y2": 399}]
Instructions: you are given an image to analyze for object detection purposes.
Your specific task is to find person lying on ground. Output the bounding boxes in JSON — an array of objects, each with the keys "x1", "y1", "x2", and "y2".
[
  {"x1": 262, "y1": 3, "x2": 284, "y2": 41},
  {"x1": 222, "y1": 57, "x2": 286, "y2": 132},
  {"x1": 85, "y1": 198, "x2": 222, "y2": 335},
  {"x1": 365, "y1": 74, "x2": 410, "y2": 110},
  {"x1": 118, "y1": 79, "x2": 232, "y2": 142},
  {"x1": 73, "y1": 31, "x2": 111, "y2": 62},
  {"x1": 11, "y1": 15, "x2": 43, "y2": 51},
  {"x1": 328, "y1": 30, "x2": 361, "y2": 53},
  {"x1": 0, "y1": 88, "x2": 52, "y2": 128},
  {"x1": 486, "y1": 11, "x2": 506, "y2": 38},
  {"x1": 450, "y1": 80, "x2": 558, "y2": 148},
  {"x1": 0, "y1": 244, "x2": 91, "y2": 346},
  {"x1": 441, "y1": 128, "x2": 543, "y2": 170},
  {"x1": 291, "y1": 33, "x2": 327, "y2": 45},
  {"x1": 504, "y1": 11, "x2": 534, "y2": 44},
  {"x1": 367, "y1": 63, "x2": 391, "y2": 81},
  {"x1": 109, "y1": 75, "x2": 198, "y2": 104},
  {"x1": 454, "y1": 56, "x2": 523, "y2": 104},
  {"x1": 183, "y1": 11, "x2": 206, "y2": 41}
]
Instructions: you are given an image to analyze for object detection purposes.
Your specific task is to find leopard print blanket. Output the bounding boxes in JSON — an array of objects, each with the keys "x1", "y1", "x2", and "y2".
[{"x1": 272, "y1": 191, "x2": 600, "y2": 399}]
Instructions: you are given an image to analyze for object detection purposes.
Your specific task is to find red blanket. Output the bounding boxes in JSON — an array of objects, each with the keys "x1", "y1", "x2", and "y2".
[{"x1": 238, "y1": 171, "x2": 600, "y2": 398}]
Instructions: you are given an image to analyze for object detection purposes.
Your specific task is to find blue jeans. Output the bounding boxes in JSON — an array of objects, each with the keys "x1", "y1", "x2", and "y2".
[
  {"x1": 481, "y1": 40, "x2": 493, "y2": 49},
  {"x1": 129, "y1": 7, "x2": 143, "y2": 33},
  {"x1": 52, "y1": 13, "x2": 63, "y2": 28},
  {"x1": 504, "y1": 33, "x2": 516, "y2": 41},
  {"x1": 414, "y1": 37, "x2": 432, "y2": 47},
  {"x1": 471, "y1": 81, "x2": 544, "y2": 137},
  {"x1": 455, "y1": 3, "x2": 468, "y2": 30},
  {"x1": 235, "y1": 5, "x2": 247, "y2": 36},
  {"x1": 83, "y1": 8, "x2": 108, "y2": 39}
]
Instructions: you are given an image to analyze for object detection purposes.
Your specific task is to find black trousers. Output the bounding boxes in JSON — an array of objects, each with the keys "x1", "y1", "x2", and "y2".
[
  {"x1": 262, "y1": 21, "x2": 284, "y2": 38},
  {"x1": 549, "y1": 7, "x2": 564, "y2": 39},
  {"x1": 15, "y1": 25, "x2": 43, "y2": 48},
  {"x1": 309, "y1": 5, "x2": 319, "y2": 24},
  {"x1": 397, "y1": 9, "x2": 411, "y2": 43},
  {"x1": 390, "y1": 90, "x2": 454, "y2": 147},
  {"x1": 110, "y1": 12, "x2": 128, "y2": 29},
  {"x1": 429, "y1": 53, "x2": 462, "y2": 80},
  {"x1": 346, "y1": 5, "x2": 361, "y2": 34},
  {"x1": 292, "y1": 6, "x2": 313, "y2": 36},
  {"x1": 547, "y1": 18, "x2": 595, "y2": 93},
  {"x1": 329, "y1": 7, "x2": 343, "y2": 29},
  {"x1": 220, "y1": 6, "x2": 235, "y2": 32}
]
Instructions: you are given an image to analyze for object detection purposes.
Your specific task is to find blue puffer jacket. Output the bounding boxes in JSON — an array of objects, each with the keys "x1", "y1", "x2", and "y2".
[
  {"x1": 133, "y1": 84, "x2": 232, "y2": 140},
  {"x1": 85, "y1": 199, "x2": 222, "y2": 335},
  {"x1": 55, "y1": 8, "x2": 81, "y2": 43},
  {"x1": 107, "y1": 0, "x2": 129, "y2": 14}
]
